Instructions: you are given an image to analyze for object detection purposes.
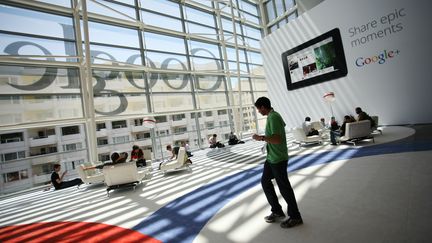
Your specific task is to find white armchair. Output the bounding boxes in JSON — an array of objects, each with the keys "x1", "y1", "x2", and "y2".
[
  {"x1": 77, "y1": 164, "x2": 104, "y2": 185},
  {"x1": 311, "y1": 121, "x2": 328, "y2": 138},
  {"x1": 292, "y1": 127, "x2": 322, "y2": 147},
  {"x1": 103, "y1": 162, "x2": 149, "y2": 197},
  {"x1": 339, "y1": 120, "x2": 374, "y2": 145},
  {"x1": 142, "y1": 149, "x2": 153, "y2": 170},
  {"x1": 160, "y1": 147, "x2": 190, "y2": 174}
]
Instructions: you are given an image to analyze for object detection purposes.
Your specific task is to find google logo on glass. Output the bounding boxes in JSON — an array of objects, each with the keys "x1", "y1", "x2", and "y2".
[{"x1": 355, "y1": 49, "x2": 400, "y2": 67}]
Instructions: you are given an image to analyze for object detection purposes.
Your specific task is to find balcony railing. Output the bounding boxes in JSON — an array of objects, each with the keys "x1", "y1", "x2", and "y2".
[{"x1": 29, "y1": 135, "x2": 57, "y2": 147}]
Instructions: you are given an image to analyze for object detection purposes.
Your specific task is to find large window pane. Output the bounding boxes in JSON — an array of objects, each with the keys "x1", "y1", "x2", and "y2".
[
  {"x1": 191, "y1": 57, "x2": 222, "y2": 71},
  {"x1": 94, "y1": 93, "x2": 147, "y2": 117},
  {"x1": 285, "y1": 0, "x2": 295, "y2": 10},
  {"x1": 144, "y1": 32, "x2": 186, "y2": 54},
  {"x1": 275, "y1": 0, "x2": 286, "y2": 17},
  {"x1": 89, "y1": 44, "x2": 141, "y2": 65},
  {"x1": 0, "y1": 65, "x2": 80, "y2": 95},
  {"x1": 0, "y1": 34, "x2": 76, "y2": 62},
  {"x1": 226, "y1": 47, "x2": 246, "y2": 62},
  {"x1": 88, "y1": 21, "x2": 139, "y2": 48},
  {"x1": 247, "y1": 51, "x2": 263, "y2": 65},
  {"x1": 145, "y1": 51, "x2": 188, "y2": 70},
  {"x1": 243, "y1": 25, "x2": 262, "y2": 40},
  {"x1": 91, "y1": 70, "x2": 146, "y2": 93},
  {"x1": 221, "y1": 18, "x2": 234, "y2": 33},
  {"x1": 227, "y1": 61, "x2": 248, "y2": 74},
  {"x1": 265, "y1": 1, "x2": 276, "y2": 22},
  {"x1": 194, "y1": 75, "x2": 225, "y2": 91},
  {"x1": 196, "y1": 92, "x2": 227, "y2": 109},
  {"x1": 251, "y1": 78, "x2": 267, "y2": 91},
  {"x1": 0, "y1": 95, "x2": 83, "y2": 125},
  {"x1": 243, "y1": 12, "x2": 260, "y2": 25},
  {"x1": 35, "y1": 0, "x2": 71, "y2": 7},
  {"x1": 186, "y1": 23, "x2": 218, "y2": 39},
  {"x1": 240, "y1": 1, "x2": 258, "y2": 16},
  {"x1": 151, "y1": 94, "x2": 194, "y2": 113},
  {"x1": 189, "y1": 41, "x2": 220, "y2": 59},
  {"x1": 249, "y1": 64, "x2": 264, "y2": 75},
  {"x1": 142, "y1": 0, "x2": 181, "y2": 18},
  {"x1": 0, "y1": 4, "x2": 74, "y2": 39},
  {"x1": 184, "y1": 7, "x2": 215, "y2": 27},
  {"x1": 142, "y1": 11, "x2": 183, "y2": 32},
  {"x1": 149, "y1": 73, "x2": 191, "y2": 92},
  {"x1": 87, "y1": 1, "x2": 136, "y2": 20}
]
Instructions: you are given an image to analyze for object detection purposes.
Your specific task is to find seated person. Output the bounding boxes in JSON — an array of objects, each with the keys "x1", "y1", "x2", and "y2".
[
  {"x1": 181, "y1": 141, "x2": 193, "y2": 157},
  {"x1": 320, "y1": 118, "x2": 328, "y2": 129},
  {"x1": 51, "y1": 164, "x2": 83, "y2": 190},
  {"x1": 228, "y1": 132, "x2": 245, "y2": 145},
  {"x1": 330, "y1": 115, "x2": 354, "y2": 145},
  {"x1": 209, "y1": 134, "x2": 225, "y2": 148},
  {"x1": 329, "y1": 116, "x2": 340, "y2": 131},
  {"x1": 302, "y1": 117, "x2": 319, "y2": 136},
  {"x1": 84, "y1": 152, "x2": 128, "y2": 170},
  {"x1": 159, "y1": 144, "x2": 192, "y2": 169},
  {"x1": 130, "y1": 145, "x2": 146, "y2": 167},
  {"x1": 355, "y1": 107, "x2": 375, "y2": 128}
]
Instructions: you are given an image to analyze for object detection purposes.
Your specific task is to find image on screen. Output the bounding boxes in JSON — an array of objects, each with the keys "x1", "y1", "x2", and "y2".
[{"x1": 282, "y1": 28, "x2": 347, "y2": 90}]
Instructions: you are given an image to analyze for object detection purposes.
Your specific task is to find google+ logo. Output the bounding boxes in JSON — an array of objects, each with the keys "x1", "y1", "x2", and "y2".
[{"x1": 355, "y1": 49, "x2": 400, "y2": 67}]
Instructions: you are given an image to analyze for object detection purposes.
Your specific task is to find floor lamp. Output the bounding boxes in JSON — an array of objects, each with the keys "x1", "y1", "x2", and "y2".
[
  {"x1": 142, "y1": 117, "x2": 164, "y2": 162},
  {"x1": 323, "y1": 92, "x2": 336, "y2": 118}
]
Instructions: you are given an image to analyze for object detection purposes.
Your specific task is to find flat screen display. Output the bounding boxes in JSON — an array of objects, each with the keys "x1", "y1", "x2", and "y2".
[{"x1": 282, "y1": 28, "x2": 348, "y2": 90}]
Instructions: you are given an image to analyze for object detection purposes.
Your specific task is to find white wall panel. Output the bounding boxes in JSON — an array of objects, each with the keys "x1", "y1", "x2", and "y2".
[{"x1": 261, "y1": 0, "x2": 432, "y2": 127}]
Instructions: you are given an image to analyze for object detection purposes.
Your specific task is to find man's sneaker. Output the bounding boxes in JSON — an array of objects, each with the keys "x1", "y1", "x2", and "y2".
[
  {"x1": 264, "y1": 212, "x2": 285, "y2": 223},
  {"x1": 280, "y1": 217, "x2": 303, "y2": 228}
]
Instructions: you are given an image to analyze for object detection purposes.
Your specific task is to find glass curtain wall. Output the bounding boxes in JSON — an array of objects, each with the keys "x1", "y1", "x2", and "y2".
[
  {"x1": 0, "y1": 0, "x2": 267, "y2": 194},
  {"x1": 262, "y1": 0, "x2": 297, "y2": 33}
]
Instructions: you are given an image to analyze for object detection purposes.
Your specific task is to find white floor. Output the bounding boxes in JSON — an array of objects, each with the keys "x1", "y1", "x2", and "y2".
[{"x1": 1, "y1": 125, "x2": 431, "y2": 243}]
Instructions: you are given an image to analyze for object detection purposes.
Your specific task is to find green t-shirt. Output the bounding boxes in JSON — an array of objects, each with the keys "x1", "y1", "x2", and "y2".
[{"x1": 265, "y1": 110, "x2": 289, "y2": 164}]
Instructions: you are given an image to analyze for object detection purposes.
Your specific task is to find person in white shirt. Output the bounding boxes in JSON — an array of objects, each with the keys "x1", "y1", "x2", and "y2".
[
  {"x1": 209, "y1": 134, "x2": 224, "y2": 148},
  {"x1": 302, "y1": 117, "x2": 319, "y2": 136}
]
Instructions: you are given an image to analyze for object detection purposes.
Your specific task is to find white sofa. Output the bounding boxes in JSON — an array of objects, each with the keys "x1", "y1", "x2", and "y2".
[
  {"x1": 292, "y1": 127, "x2": 322, "y2": 146},
  {"x1": 103, "y1": 162, "x2": 149, "y2": 197},
  {"x1": 339, "y1": 120, "x2": 374, "y2": 145},
  {"x1": 142, "y1": 149, "x2": 153, "y2": 170},
  {"x1": 77, "y1": 164, "x2": 104, "y2": 184},
  {"x1": 160, "y1": 147, "x2": 190, "y2": 174}
]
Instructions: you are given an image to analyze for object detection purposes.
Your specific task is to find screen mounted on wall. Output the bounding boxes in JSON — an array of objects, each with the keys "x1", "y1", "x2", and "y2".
[{"x1": 282, "y1": 28, "x2": 348, "y2": 90}]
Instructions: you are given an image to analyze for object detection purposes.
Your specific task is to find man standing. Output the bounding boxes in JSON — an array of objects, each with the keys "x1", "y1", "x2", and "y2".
[{"x1": 252, "y1": 97, "x2": 303, "y2": 228}]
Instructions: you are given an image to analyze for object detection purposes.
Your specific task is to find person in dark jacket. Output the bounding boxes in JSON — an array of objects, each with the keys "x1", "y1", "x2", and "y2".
[
  {"x1": 131, "y1": 145, "x2": 146, "y2": 167},
  {"x1": 51, "y1": 164, "x2": 82, "y2": 190}
]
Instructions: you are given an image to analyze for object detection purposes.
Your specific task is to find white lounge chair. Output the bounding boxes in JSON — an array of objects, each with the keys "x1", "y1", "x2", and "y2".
[
  {"x1": 103, "y1": 162, "x2": 149, "y2": 197},
  {"x1": 339, "y1": 120, "x2": 374, "y2": 145},
  {"x1": 292, "y1": 127, "x2": 322, "y2": 146},
  {"x1": 160, "y1": 147, "x2": 190, "y2": 174},
  {"x1": 77, "y1": 164, "x2": 104, "y2": 185},
  {"x1": 142, "y1": 149, "x2": 153, "y2": 170}
]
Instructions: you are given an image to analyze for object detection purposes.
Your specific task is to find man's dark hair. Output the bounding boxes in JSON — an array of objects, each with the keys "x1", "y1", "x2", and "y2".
[
  {"x1": 111, "y1": 152, "x2": 120, "y2": 162},
  {"x1": 53, "y1": 164, "x2": 61, "y2": 170},
  {"x1": 355, "y1": 107, "x2": 362, "y2": 114},
  {"x1": 213, "y1": 134, "x2": 217, "y2": 137},
  {"x1": 254, "y1": 97, "x2": 271, "y2": 109},
  {"x1": 166, "y1": 144, "x2": 172, "y2": 150},
  {"x1": 305, "y1": 117, "x2": 311, "y2": 122},
  {"x1": 132, "y1": 145, "x2": 139, "y2": 150}
]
